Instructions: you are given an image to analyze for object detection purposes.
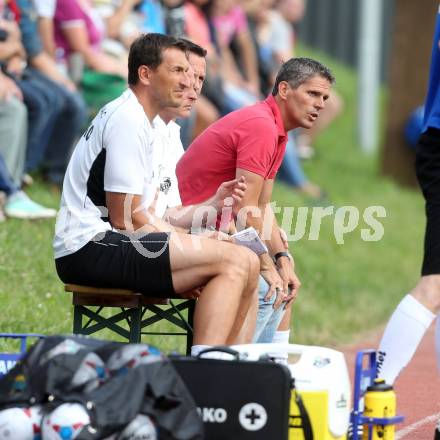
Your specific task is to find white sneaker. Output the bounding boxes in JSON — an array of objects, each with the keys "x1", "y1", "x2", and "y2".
[{"x1": 4, "y1": 191, "x2": 57, "y2": 219}]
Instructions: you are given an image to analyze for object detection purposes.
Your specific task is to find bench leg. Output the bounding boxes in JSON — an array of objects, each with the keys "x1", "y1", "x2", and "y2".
[
  {"x1": 128, "y1": 307, "x2": 142, "y2": 343},
  {"x1": 73, "y1": 305, "x2": 84, "y2": 335},
  {"x1": 186, "y1": 300, "x2": 195, "y2": 355}
]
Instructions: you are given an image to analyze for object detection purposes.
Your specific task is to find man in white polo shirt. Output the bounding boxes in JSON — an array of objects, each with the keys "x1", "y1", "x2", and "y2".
[{"x1": 54, "y1": 33, "x2": 260, "y2": 349}]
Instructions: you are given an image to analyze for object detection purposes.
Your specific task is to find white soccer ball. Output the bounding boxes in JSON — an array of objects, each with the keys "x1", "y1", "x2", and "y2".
[
  {"x1": 42, "y1": 403, "x2": 90, "y2": 440},
  {"x1": 0, "y1": 406, "x2": 43, "y2": 440},
  {"x1": 107, "y1": 345, "x2": 162, "y2": 374},
  {"x1": 71, "y1": 352, "x2": 108, "y2": 392},
  {"x1": 117, "y1": 414, "x2": 157, "y2": 440}
]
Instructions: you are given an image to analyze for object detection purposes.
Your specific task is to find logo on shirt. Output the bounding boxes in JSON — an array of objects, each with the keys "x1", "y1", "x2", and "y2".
[{"x1": 160, "y1": 177, "x2": 172, "y2": 194}]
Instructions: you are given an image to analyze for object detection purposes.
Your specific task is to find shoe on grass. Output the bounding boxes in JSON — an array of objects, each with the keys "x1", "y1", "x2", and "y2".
[{"x1": 4, "y1": 191, "x2": 57, "y2": 219}]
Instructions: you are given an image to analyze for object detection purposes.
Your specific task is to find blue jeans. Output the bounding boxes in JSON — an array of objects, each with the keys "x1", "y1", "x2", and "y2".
[
  {"x1": 253, "y1": 276, "x2": 285, "y2": 343},
  {"x1": 18, "y1": 68, "x2": 87, "y2": 183},
  {"x1": 277, "y1": 130, "x2": 307, "y2": 187},
  {"x1": 0, "y1": 154, "x2": 17, "y2": 196}
]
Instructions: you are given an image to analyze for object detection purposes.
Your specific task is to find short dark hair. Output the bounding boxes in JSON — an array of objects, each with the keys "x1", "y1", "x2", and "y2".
[
  {"x1": 272, "y1": 57, "x2": 335, "y2": 96},
  {"x1": 128, "y1": 33, "x2": 188, "y2": 86},
  {"x1": 178, "y1": 38, "x2": 207, "y2": 58}
]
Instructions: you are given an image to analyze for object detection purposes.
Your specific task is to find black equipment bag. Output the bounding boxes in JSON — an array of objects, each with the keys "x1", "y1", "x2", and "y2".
[
  {"x1": 171, "y1": 347, "x2": 293, "y2": 440},
  {"x1": 0, "y1": 335, "x2": 204, "y2": 440}
]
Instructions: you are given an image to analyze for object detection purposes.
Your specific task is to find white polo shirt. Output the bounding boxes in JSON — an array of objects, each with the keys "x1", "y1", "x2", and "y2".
[
  {"x1": 54, "y1": 89, "x2": 158, "y2": 258},
  {"x1": 151, "y1": 117, "x2": 184, "y2": 218}
]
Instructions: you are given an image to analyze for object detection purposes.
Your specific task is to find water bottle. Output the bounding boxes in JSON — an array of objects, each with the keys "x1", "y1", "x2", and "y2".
[{"x1": 362, "y1": 379, "x2": 396, "y2": 440}]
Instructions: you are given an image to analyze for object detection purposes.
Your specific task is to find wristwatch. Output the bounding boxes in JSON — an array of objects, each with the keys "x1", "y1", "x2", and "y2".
[{"x1": 273, "y1": 251, "x2": 292, "y2": 264}]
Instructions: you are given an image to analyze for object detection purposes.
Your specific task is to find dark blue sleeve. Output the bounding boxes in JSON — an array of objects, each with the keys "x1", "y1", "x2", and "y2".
[{"x1": 16, "y1": 0, "x2": 43, "y2": 59}]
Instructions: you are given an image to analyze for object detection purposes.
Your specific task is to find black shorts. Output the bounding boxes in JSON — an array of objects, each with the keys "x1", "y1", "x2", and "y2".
[
  {"x1": 55, "y1": 231, "x2": 175, "y2": 296},
  {"x1": 415, "y1": 127, "x2": 440, "y2": 275}
]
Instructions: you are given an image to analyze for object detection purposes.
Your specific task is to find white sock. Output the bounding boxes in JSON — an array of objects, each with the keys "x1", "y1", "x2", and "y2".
[
  {"x1": 270, "y1": 330, "x2": 291, "y2": 364},
  {"x1": 377, "y1": 294, "x2": 435, "y2": 384},
  {"x1": 191, "y1": 345, "x2": 211, "y2": 357},
  {"x1": 435, "y1": 316, "x2": 440, "y2": 373},
  {"x1": 272, "y1": 330, "x2": 290, "y2": 344}
]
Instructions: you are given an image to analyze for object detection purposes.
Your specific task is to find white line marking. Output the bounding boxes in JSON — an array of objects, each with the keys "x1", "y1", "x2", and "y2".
[{"x1": 396, "y1": 412, "x2": 440, "y2": 439}]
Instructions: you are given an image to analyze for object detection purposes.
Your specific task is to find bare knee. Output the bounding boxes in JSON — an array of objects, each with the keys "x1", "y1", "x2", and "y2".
[
  {"x1": 220, "y1": 245, "x2": 250, "y2": 285},
  {"x1": 412, "y1": 275, "x2": 440, "y2": 312}
]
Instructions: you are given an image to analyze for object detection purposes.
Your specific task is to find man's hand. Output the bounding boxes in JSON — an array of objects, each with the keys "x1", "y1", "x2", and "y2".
[
  {"x1": 191, "y1": 228, "x2": 232, "y2": 241},
  {"x1": 6, "y1": 55, "x2": 25, "y2": 78},
  {"x1": 178, "y1": 288, "x2": 201, "y2": 300},
  {"x1": 260, "y1": 265, "x2": 286, "y2": 310},
  {"x1": 212, "y1": 175, "x2": 247, "y2": 211},
  {"x1": 277, "y1": 258, "x2": 301, "y2": 307}
]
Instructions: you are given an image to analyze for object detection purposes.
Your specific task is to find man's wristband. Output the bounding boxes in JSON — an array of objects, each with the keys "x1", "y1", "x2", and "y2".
[{"x1": 274, "y1": 251, "x2": 292, "y2": 263}]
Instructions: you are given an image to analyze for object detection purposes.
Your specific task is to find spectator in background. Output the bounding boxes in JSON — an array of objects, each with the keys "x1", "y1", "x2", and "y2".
[
  {"x1": 275, "y1": 0, "x2": 343, "y2": 159},
  {"x1": 242, "y1": 0, "x2": 326, "y2": 201},
  {"x1": 159, "y1": 0, "x2": 220, "y2": 145},
  {"x1": 39, "y1": 0, "x2": 128, "y2": 78},
  {"x1": 210, "y1": 0, "x2": 260, "y2": 110},
  {"x1": 0, "y1": 71, "x2": 56, "y2": 219},
  {"x1": 0, "y1": 15, "x2": 27, "y2": 187},
  {"x1": 136, "y1": 0, "x2": 165, "y2": 34},
  {"x1": 9, "y1": 0, "x2": 86, "y2": 185},
  {"x1": 93, "y1": 0, "x2": 143, "y2": 49}
]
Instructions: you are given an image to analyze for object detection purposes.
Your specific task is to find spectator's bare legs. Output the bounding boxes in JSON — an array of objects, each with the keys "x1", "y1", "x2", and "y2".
[{"x1": 169, "y1": 232, "x2": 260, "y2": 345}]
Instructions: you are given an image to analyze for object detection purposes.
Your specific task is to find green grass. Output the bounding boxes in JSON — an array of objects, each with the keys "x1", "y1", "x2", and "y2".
[{"x1": 0, "y1": 49, "x2": 425, "y2": 354}]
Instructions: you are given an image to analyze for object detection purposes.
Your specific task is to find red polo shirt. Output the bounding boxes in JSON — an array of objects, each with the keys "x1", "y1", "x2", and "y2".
[{"x1": 176, "y1": 95, "x2": 287, "y2": 205}]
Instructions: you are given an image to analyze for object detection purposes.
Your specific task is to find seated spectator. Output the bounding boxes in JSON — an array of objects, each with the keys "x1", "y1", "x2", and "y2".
[
  {"x1": 0, "y1": 152, "x2": 56, "y2": 219},
  {"x1": 14, "y1": 0, "x2": 87, "y2": 185},
  {"x1": 93, "y1": 0, "x2": 144, "y2": 49},
  {"x1": 135, "y1": 0, "x2": 165, "y2": 34},
  {"x1": 275, "y1": 0, "x2": 344, "y2": 159},
  {"x1": 47, "y1": 0, "x2": 128, "y2": 78},
  {"x1": 242, "y1": 0, "x2": 325, "y2": 201},
  {"x1": 157, "y1": 0, "x2": 220, "y2": 144},
  {"x1": 210, "y1": 0, "x2": 260, "y2": 109},
  {"x1": 0, "y1": 53, "x2": 27, "y2": 188},
  {"x1": 0, "y1": 71, "x2": 56, "y2": 219},
  {"x1": 54, "y1": 34, "x2": 259, "y2": 352}
]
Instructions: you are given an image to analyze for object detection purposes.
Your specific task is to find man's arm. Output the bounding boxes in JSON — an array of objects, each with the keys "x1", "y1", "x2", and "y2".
[
  {"x1": 38, "y1": 17, "x2": 56, "y2": 57},
  {"x1": 30, "y1": 52, "x2": 76, "y2": 90},
  {"x1": 164, "y1": 177, "x2": 246, "y2": 229},
  {"x1": 103, "y1": 0, "x2": 140, "y2": 39},
  {"x1": 235, "y1": 169, "x2": 300, "y2": 305},
  {"x1": 233, "y1": 168, "x2": 287, "y2": 307},
  {"x1": 106, "y1": 192, "x2": 176, "y2": 233}
]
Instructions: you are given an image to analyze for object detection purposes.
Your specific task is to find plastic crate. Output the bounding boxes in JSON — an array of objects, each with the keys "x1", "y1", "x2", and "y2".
[{"x1": 0, "y1": 333, "x2": 45, "y2": 376}]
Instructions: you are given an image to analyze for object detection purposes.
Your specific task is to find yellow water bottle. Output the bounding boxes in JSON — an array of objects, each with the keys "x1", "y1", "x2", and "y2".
[{"x1": 362, "y1": 379, "x2": 396, "y2": 440}]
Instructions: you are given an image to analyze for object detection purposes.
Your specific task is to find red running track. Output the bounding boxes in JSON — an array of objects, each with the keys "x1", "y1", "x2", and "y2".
[{"x1": 342, "y1": 326, "x2": 440, "y2": 439}]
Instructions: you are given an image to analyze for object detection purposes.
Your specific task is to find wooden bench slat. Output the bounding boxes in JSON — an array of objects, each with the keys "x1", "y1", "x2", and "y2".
[{"x1": 65, "y1": 284, "x2": 137, "y2": 295}]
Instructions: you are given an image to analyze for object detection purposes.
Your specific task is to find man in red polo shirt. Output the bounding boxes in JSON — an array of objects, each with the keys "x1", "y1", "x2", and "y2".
[{"x1": 176, "y1": 57, "x2": 334, "y2": 344}]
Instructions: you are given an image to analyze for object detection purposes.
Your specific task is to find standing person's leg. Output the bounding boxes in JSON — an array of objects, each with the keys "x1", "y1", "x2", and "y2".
[
  {"x1": 0, "y1": 98, "x2": 28, "y2": 186},
  {"x1": 377, "y1": 128, "x2": 440, "y2": 384}
]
